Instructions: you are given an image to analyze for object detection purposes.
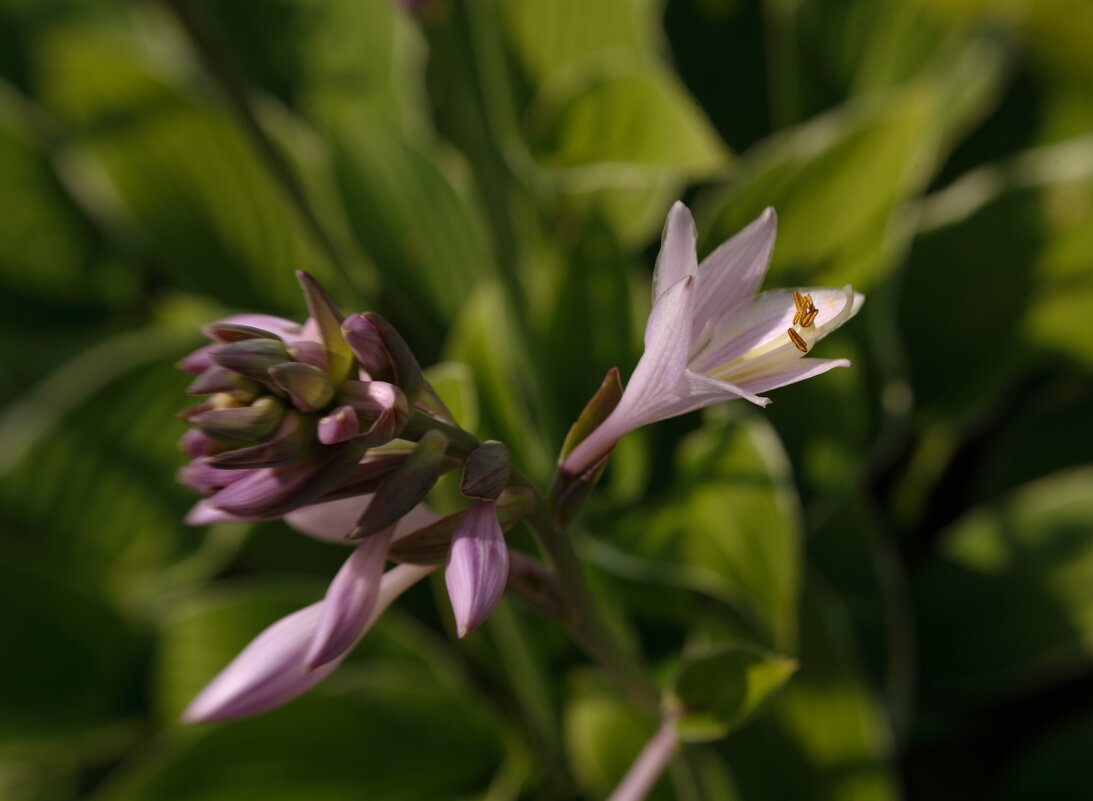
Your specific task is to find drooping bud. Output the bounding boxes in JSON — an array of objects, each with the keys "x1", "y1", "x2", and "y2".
[
  {"x1": 208, "y1": 410, "x2": 316, "y2": 468},
  {"x1": 211, "y1": 338, "x2": 290, "y2": 383},
  {"x1": 318, "y1": 405, "x2": 359, "y2": 445},
  {"x1": 296, "y1": 271, "x2": 353, "y2": 384},
  {"x1": 445, "y1": 499, "x2": 509, "y2": 638},
  {"x1": 187, "y1": 366, "x2": 263, "y2": 400},
  {"x1": 269, "y1": 362, "x2": 335, "y2": 413},
  {"x1": 460, "y1": 441, "x2": 510, "y2": 501},
  {"x1": 341, "y1": 313, "x2": 424, "y2": 402},
  {"x1": 189, "y1": 396, "x2": 285, "y2": 447},
  {"x1": 350, "y1": 429, "x2": 448, "y2": 539}
]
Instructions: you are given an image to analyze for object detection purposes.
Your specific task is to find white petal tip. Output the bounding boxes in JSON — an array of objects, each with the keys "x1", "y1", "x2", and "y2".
[{"x1": 760, "y1": 207, "x2": 777, "y2": 224}]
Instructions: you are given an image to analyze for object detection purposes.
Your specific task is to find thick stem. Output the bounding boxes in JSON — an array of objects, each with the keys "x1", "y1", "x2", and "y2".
[{"x1": 513, "y1": 469, "x2": 659, "y2": 714}]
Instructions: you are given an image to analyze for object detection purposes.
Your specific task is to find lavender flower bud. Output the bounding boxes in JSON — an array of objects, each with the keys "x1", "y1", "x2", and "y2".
[
  {"x1": 317, "y1": 405, "x2": 359, "y2": 445},
  {"x1": 296, "y1": 271, "x2": 353, "y2": 384},
  {"x1": 269, "y1": 362, "x2": 335, "y2": 412},
  {"x1": 445, "y1": 499, "x2": 509, "y2": 638},
  {"x1": 207, "y1": 411, "x2": 316, "y2": 468},
  {"x1": 341, "y1": 313, "x2": 424, "y2": 402},
  {"x1": 189, "y1": 395, "x2": 285, "y2": 447},
  {"x1": 211, "y1": 338, "x2": 290, "y2": 383}
]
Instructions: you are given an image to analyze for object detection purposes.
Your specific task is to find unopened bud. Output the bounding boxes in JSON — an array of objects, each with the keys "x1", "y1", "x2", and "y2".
[
  {"x1": 318, "y1": 405, "x2": 359, "y2": 445},
  {"x1": 460, "y1": 441, "x2": 510, "y2": 501},
  {"x1": 202, "y1": 322, "x2": 279, "y2": 343},
  {"x1": 296, "y1": 271, "x2": 353, "y2": 384},
  {"x1": 286, "y1": 339, "x2": 328, "y2": 371},
  {"x1": 211, "y1": 338, "x2": 290, "y2": 382},
  {"x1": 336, "y1": 381, "x2": 409, "y2": 438},
  {"x1": 187, "y1": 366, "x2": 263, "y2": 400},
  {"x1": 350, "y1": 429, "x2": 448, "y2": 539},
  {"x1": 341, "y1": 313, "x2": 424, "y2": 402},
  {"x1": 269, "y1": 362, "x2": 335, "y2": 413},
  {"x1": 208, "y1": 410, "x2": 316, "y2": 468},
  {"x1": 189, "y1": 395, "x2": 285, "y2": 447}
]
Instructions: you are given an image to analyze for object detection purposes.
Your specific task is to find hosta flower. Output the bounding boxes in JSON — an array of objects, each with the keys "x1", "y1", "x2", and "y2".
[{"x1": 563, "y1": 203, "x2": 863, "y2": 476}]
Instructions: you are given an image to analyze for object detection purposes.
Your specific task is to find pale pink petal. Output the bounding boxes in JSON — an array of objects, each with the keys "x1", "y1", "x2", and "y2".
[
  {"x1": 691, "y1": 286, "x2": 858, "y2": 373},
  {"x1": 562, "y1": 276, "x2": 695, "y2": 474},
  {"x1": 652, "y1": 202, "x2": 699, "y2": 302},
  {"x1": 692, "y1": 207, "x2": 777, "y2": 339},
  {"x1": 735, "y1": 357, "x2": 850, "y2": 395},
  {"x1": 445, "y1": 500, "x2": 509, "y2": 638},
  {"x1": 306, "y1": 527, "x2": 395, "y2": 668},
  {"x1": 185, "y1": 499, "x2": 261, "y2": 526}
]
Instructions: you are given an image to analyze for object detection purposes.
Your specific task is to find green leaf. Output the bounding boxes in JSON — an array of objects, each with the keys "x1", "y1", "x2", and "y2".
[
  {"x1": 0, "y1": 326, "x2": 206, "y2": 585},
  {"x1": 595, "y1": 411, "x2": 802, "y2": 651},
  {"x1": 696, "y1": 40, "x2": 1004, "y2": 291},
  {"x1": 671, "y1": 645, "x2": 796, "y2": 743},
  {"x1": 445, "y1": 283, "x2": 557, "y2": 481},
  {"x1": 914, "y1": 466, "x2": 1093, "y2": 700},
  {"x1": 423, "y1": 361, "x2": 480, "y2": 432},
  {"x1": 719, "y1": 579, "x2": 899, "y2": 801},
  {"x1": 33, "y1": 28, "x2": 346, "y2": 313},
  {"x1": 327, "y1": 115, "x2": 496, "y2": 337},
  {"x1": 0, "y1": 554, "x2": 139, "y2": 745}
]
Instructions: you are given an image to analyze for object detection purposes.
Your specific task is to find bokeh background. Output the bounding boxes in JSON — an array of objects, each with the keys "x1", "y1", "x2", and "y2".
[{"x1": 2, "y1": 0, "x2": 1092, "y2": 799}]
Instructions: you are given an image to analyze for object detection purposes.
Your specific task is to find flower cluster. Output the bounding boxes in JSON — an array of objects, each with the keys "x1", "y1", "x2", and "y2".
[{"x1": 177, "y1": 272, "x2": 519, "y2": 722}]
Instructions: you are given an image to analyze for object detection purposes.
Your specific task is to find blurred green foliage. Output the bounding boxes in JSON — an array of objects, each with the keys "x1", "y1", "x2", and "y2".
[{"x1": 0, "y1": 0, "x2": 1091, "y2": 799}]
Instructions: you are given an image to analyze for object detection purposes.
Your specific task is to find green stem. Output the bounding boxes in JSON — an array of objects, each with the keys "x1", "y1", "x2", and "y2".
[{"x1": 513, "y1": 469, "x2": 660, "y2": 715}]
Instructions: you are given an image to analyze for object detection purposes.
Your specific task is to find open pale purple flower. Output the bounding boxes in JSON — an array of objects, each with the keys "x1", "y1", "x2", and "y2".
[
  {"x1": 445, "y1": 499, "x2": 509, "y2": 638},
  {"x1": 563, "y1": 202, "x2": 863, "y2": 476}
]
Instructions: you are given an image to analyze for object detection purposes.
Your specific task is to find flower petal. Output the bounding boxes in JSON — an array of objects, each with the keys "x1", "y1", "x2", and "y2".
[
  {"x1": 183, "y1": 563, "x2": 435, "y2": 723},
  {"x1": 735, "y1": 357, "x2": 850, "y2": 395},
  {"x1": 445, "y1": 500, "x2": 509, "y2": 637},
  {"x1": 652, "y1": 202, "x2": 699, "y2": 302},
  {"x1": 692, "y1": 286, "x2": 859, "y2": 375},
  {"x1": 692, "y1": 207, "x2": 777, "y2": 339},
  {"x1": 305, "y1": 527, "x2": 395, "y2": 669},
  {"x1": 561, "y1": 275, "x2": 695, "y2": 475}
]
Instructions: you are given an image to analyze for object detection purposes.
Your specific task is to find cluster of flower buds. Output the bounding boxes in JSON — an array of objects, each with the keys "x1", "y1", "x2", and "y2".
[{"x1": 178, "y1": 273, "x2": 530, "y2": 723}]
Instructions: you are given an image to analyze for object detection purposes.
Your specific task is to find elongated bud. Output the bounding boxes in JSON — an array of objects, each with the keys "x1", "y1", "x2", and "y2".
[
  {"x1": 460, "y1": 441, "x2": 510, "y2": 501},
  {"x1": 202, "y1": 322, "x2": 280, "y2": 343},
  {"x1": 445, "y1": 499, "x2": 509, "y2": 638},
  {"x1": 189, "y1": 396, "x2": 285, "y2": 447},
  {"x1": 208, "y1": 411, "x2": 316, "y2": 468},
  {"x1": 177, "y1": 458, "x2": 252, "y2": 495},
  {"x1": 318, "y1": 405, "x2": 359, "y2": 445},
  {"x1": 211, "y1": 338, "x2": 290, "y2": 382},
  {"x1": 335, "y1": 381, "x2": 409, "y2": 445},
  {"x1": 296, "y1": 271, "x2": 354, "y2": 384},
  {"x1": 350, "y1": 429, "x2": 448, "y2": 539},
  {"x1": 179, "y1": 428, "x2": 220, "y2": 459},
  {"x1": 341, "y1": 313, "x2": 424, "y2": 402},
  {"x1": 310, "y1": 452, "x2": 411, "y2": 503},
  {"x1": 187, "y1": 366, "x2": 263, "y2": 400},
  {"x1": 269, "y1": 362, "x2": 335, "y2": 413}
]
